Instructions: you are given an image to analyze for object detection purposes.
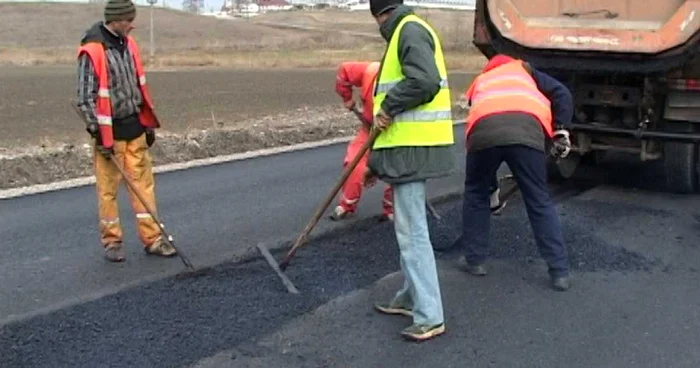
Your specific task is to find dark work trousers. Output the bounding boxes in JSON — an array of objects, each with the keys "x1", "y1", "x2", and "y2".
[{"x1": 460, "y1": 144, "x2": 569, "y2": 277}]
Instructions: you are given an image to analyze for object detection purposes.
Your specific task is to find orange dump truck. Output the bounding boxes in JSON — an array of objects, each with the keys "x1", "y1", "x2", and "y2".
[{"x1": 473, "y1": 0, "x2": 700, "y2": 192}]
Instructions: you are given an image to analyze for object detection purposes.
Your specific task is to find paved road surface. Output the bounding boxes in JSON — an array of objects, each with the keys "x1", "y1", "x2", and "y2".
[
  {"x1": 0, "y1": 125, "x2": 473, "y2": 324},
  {"x1": 222, "y1": 189, "x2": 698, "y2": 368},
  {"x1": 4, "y1": 119, "x2": 700, "y2": 367},
  {"x1": 3, "y1": 174, "x2": 700, "y2": 367}
]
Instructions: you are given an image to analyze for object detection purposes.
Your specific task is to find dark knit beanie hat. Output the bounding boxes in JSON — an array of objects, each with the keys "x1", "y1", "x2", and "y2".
[
  {"x1": 105, "y1": 0, "x2": 136, "y2": 23},
  {"x1": 369, "y1": 0, "x2": 402, "y2": 16}
]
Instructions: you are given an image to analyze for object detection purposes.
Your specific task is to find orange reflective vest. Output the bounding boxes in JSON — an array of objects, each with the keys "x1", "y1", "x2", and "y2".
[
  {"x1": 464, "y1": 60, "x2": 553, "y2": 138},
  {"x1": 77, "y1": 36, "x2": 159, "y2": 148}
]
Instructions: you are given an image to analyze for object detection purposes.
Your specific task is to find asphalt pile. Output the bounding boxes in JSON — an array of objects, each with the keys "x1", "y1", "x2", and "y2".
[{"x1": 0, "y1": 194, "x2": 656, "y2": 368}]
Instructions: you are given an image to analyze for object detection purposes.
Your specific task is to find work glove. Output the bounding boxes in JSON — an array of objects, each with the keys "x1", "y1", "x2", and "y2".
[
  {"x1": 96, "y1": 144, "x2": 113, "y2": 159},
  {"x1": 550, "y1": 129, "x2": 571, "y2": 159},
  {"x1": 86, "y1": 122, "x2": 100, "y2": 140},
  {"x1": 146, "y1": 129, "x2": 156, "y2": 147},
  {"x1": 86, "y1": 122, "x2": 113, "y2": 158}
]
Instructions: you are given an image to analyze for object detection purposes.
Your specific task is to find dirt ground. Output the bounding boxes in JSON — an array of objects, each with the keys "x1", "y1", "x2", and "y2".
[
  {"x1": 0, "y1": 66, "x2": 475, "y2": 190},
  {"x1": 255, "y1": 8, "x2": 475, "y2": 51},
  {"x1": 0, "y1": 3, "x2": 480, "y2": 68}
]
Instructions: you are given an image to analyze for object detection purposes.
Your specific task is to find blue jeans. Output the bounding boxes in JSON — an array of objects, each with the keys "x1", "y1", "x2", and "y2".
[
  {"x1": 461, "y1": 145, "x2": 569, "y2": 278},
  {"x1": 390, "y1": 180, "x2": 444, "y2": 326}
]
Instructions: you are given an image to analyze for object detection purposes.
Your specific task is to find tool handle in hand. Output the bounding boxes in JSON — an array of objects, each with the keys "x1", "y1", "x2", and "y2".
[
  {"x1": 109, "y1": 155, "x2": 194, "y2": 270},
  {"x1": 71, "y1": 102, "x2": 193, "y2": 270},
  {"x1": 279, "y1": 116, "x2": 380, "y2": 270}
]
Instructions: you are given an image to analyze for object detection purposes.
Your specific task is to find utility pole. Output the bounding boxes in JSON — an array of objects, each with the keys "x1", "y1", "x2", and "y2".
[{"x1": 147, "y1": 0, "x2": 158, "y2": 60}]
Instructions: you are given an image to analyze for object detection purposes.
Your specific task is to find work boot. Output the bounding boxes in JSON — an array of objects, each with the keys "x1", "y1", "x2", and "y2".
[
  {"x1": 329, "y1": 206, "x2": 354, "y2": 221},
  {"x1": 378, "y1": 212, "x2": 394, "y2": 222},
  {"x1": 145, "y1": 236, "x2": 177, "y2": 257},
  {"x1": 457, "y1": 256, "x2": 487, "y2": 276},
  {"x1": 401, "y1": 323, "x2": 446, "y2": 342},
  {"x1": 551, "y1": 275, "x2": 571, "y2": 291},
  {"x1": 374, "y1": 301, "x2": 412, "y2": 317},
  {"x1": 104, "y1": 242, "x2": 125, "y2": 262},
  {"x1": 490, "y1": 188, "x2": 507, "y2": 216}
]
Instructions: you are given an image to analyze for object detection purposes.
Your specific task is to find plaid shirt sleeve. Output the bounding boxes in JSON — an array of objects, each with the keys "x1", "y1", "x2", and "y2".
[{"x1": 76, "y1": 53, "x2": 99, "y2": 126}]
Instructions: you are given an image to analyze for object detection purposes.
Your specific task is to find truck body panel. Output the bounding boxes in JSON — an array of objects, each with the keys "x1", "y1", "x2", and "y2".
[{"x1": 487, "y1": 0, "x2": 697, "y2": 53}]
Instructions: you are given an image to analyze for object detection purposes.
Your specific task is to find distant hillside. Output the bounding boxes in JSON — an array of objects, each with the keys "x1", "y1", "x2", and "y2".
[
  {"x1": 0, "y1": 2, "x2": 323, "y2": 51},
  {"x1": 0, "y1": 3, "x2": 482, "y2": 68}
]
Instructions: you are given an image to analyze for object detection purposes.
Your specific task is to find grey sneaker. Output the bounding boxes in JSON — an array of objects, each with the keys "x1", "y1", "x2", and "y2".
[
  {"x1": 145, "y1": 237, "x2": 177, "y2": 257},
  {"x1": 551, "y1": 275, "x2": 571, "y2": 291},
  {"x1": 104, "y1": 242, "x2": 125, "y2": 262},
  {"x1": 490, "y1": 188, "x2": 507, "y2": 216},
  {"x1": 457, "y1": 256, "x2": 487, "y2": 276},
  {"x1": 374, "y1": 302, "x2": 413, "y2": 317},
  {"x1": 401, "y1": 323, "x2": 445, "y2": 342},
  {"x1": 329, "y1": 206, "x2": 354, "y2": 221}
]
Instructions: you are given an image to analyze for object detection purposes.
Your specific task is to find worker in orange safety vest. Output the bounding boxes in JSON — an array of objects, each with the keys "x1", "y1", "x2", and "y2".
[
  {"x1": 455, "y1": 54, "x2": 574, "y2": 291},
  {"x1": 330, "y1": 61, "x2": 395, "y2": 222},
  {"x1": 76, "y1": 0, "x2": 176, "y2": 262}
]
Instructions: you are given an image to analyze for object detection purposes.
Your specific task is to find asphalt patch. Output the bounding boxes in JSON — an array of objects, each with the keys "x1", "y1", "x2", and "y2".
[
  {"x1": 431, "y1": 196, "x2": 658, "y2": 273},
  {"x1": 0, "y1": 196, "x2": 656, "y2": 367}
]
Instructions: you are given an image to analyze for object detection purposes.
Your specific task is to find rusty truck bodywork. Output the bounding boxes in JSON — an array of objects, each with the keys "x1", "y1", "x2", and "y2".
[{"x1": 473, "y1": 0, "x2": 700, "y2": 192}]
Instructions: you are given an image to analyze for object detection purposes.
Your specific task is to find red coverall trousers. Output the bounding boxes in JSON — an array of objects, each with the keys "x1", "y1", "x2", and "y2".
[{"x1": 338, "y1": 124, "x2": 394, "y2": 216}]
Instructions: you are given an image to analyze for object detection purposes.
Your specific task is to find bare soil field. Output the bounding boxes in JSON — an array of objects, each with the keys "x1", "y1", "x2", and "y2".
[
  {"x1": 254, "y1": 7, "x2": 476, "y2": 52},
  {"x1": 0, "y1": 67, "x2": 475, "y2": 190},
  {"x1": 0, "y1": 3, "x2": 484, "y2": 70}
]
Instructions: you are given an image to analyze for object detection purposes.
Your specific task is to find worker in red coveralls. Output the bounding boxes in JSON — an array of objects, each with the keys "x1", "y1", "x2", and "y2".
[{"x1": 330, "y1": 61, "x2": 395, "y2": 222}]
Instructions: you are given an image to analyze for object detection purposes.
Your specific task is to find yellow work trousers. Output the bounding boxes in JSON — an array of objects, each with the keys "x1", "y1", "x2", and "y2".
[{"x1": 93, "y1": 133, "x2": 161, "y2": 248}]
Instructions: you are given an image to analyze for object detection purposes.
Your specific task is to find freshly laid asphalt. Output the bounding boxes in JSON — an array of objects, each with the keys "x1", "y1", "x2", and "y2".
[
  {"x1": 4, "y1": 174, "x2": 700, "y2": 368},
  {"x1": 3, "y1": 125, "x2": 700, "y2": 367},
  {"x1": 0, "y1": 125, "x2": 472, "y2": 324}
]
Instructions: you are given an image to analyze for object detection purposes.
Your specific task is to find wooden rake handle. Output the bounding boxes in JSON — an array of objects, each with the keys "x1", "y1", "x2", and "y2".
[
  {"x1": 70, "y1": 102, "x2": 194, "y2": 271},
  {"x1": 278, "y1": 106, "x2": 379, "y2": 271}
]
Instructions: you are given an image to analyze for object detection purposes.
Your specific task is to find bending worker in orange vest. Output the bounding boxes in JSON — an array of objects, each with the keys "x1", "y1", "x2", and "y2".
[
  {"x1": 76, "y1": 0, "x2": 176, "y2": 262},
  {"x1": 457, "y1": 54, "x2": 574, "y2": 291},
  {"x1": 330, "y1": 61, "x2": 395, "y2": 222}
]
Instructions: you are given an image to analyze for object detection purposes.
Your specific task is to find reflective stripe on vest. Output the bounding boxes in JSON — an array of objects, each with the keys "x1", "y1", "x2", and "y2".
[
  {"x1": 372, "y1": 14, "x2": 454, "y2": 149},
  {"x1": 77, "y1": 36, "x2": 159, "y2": 148},
  {"x1": 375, "y1": 78, "x2": 449, "y2": 94},
  {"x1": 465, "y1": 60, "x2": 553, "y2": 138}
]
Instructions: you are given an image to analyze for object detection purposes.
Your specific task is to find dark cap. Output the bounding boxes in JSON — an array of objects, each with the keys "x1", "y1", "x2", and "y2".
[{"x1": 369, "y1": 0, "x2": 402, "y2": 16}]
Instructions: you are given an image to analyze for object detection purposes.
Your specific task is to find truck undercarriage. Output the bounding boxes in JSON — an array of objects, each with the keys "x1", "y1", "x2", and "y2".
[{"x1": 472, "y1": 0, "x2": 700, "y2": 193}]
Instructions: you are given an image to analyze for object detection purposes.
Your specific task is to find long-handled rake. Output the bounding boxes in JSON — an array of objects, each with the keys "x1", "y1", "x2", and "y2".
[{"x1": 71, "y1": 102, "x2": 195, "y2": 272}]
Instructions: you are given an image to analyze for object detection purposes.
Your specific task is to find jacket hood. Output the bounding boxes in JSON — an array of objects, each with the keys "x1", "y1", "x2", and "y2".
[
  {"x1": 80, "y1": 22, "x2": 107, "y2": 45},
  {"x1": 80, "y1": 21, "x2": 126, "y2": 50},
  {"x1": 379, "y1": 5, "x2": 414, "y2": 41}
]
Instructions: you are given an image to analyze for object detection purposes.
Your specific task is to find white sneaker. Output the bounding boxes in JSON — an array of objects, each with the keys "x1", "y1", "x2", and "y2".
[
  {"x1": 490, "y1": 189, "x2": 507, "y2": 215},
  {"x1": 330, "y1": 206, "x2": 351, "y2": 221}
]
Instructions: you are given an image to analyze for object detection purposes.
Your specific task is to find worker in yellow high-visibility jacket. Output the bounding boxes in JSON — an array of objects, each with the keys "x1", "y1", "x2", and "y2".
[{"x1": 365, "y1": 0, "x2": 454, "y2": 342}]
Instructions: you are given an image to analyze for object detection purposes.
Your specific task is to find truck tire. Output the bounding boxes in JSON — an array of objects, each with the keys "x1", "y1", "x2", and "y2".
[{"x1": 662, "y1": 122, "x2": 697, "y2": 194}]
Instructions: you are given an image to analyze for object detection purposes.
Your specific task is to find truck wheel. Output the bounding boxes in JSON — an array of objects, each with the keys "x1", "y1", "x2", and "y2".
[{"x1": 662, "y1": 123, "x2": 697, "y2": 193}]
